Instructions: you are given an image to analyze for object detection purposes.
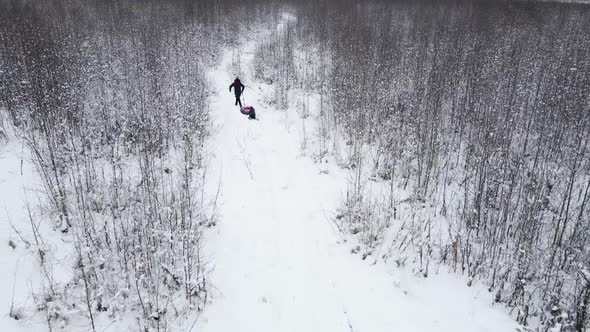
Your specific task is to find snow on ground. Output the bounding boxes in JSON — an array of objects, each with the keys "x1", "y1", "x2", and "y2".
[
  {"x1": 0, "y1": 128, "x2": 66, "y2": 332},
  {"x1": 198, "y1": 36, "x2": 519, "y2": 331},
  {"x1": 0, "y1": 136, "x2": 36, "y2": 331}
]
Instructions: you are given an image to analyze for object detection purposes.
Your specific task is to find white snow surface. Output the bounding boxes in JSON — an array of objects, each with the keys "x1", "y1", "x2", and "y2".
[{"x1": 0, "y1": 130, "x2": 69, "y2": 332}]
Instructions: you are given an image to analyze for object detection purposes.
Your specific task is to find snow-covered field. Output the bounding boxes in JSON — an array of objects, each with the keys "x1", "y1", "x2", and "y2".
[{"x1": 1, "y1": 24, "x2": 520, "y2": 332}]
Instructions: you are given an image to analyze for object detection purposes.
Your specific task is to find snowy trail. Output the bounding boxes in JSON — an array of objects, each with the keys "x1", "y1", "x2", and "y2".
[{"x1": 200, "y1": 38, "x2": 518, "y2": 332}]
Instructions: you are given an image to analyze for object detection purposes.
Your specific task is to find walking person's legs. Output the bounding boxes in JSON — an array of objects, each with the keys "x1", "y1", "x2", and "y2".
[{"x1": 235, "y1": 95, "x2": 242, "y2": 107}]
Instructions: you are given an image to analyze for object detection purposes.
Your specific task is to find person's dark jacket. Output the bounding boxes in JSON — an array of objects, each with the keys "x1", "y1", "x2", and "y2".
[{"x1": 229, "y1": 79, "x2": 245, "y2": 96}]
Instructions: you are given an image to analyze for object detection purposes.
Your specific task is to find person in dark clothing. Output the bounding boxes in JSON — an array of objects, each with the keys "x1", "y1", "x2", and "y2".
[{"x1": 229, "y1": 77, "x2": 245, "y2": 107}]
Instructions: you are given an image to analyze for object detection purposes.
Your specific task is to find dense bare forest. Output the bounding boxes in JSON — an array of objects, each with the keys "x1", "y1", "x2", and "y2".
[
  {"x1": 290, "y1": 1, "x2": 590, "y2": 330},
  {"x1": 0, "y1": 0, "x2": 281, "y2": 330},
  {"x1": 254, "y1": 0, "x2": 590, "y2": 330},
  {"x1": 1, "y1": 0, "x2": 589, "y2": 331}
]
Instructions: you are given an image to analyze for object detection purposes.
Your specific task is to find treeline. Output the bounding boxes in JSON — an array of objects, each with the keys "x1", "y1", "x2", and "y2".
[
  {"x1": 0, "y1": 0, "x2": 280, "y2": 330},
  {"x1": 257, "y1": 0, "x2": 590, "y2": 330}
]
